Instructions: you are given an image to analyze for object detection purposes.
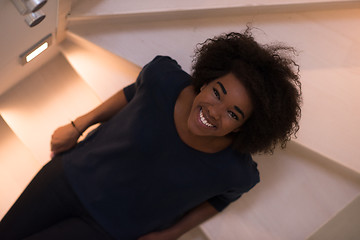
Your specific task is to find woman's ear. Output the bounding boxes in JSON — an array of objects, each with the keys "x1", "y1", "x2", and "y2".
[{"x1": 200, "y1": 84, "x2": 207, "y2": 92}]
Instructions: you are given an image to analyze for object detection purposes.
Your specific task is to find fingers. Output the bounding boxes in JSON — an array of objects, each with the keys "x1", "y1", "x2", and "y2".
[
  {"x1": 50, "y1": 139, "x2": 76, "y2": 155},
  {"x1": 50, "y1": 124, "x2": 79, "y2": 155}
]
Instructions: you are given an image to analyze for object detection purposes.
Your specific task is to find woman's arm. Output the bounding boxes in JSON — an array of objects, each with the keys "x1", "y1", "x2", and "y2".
[
  {"x1": 51, "y1": 89, "x2": 129, "y2": 155},
  {"x1": 138, "y1": 201, "x2": 218, "y2": 240}
]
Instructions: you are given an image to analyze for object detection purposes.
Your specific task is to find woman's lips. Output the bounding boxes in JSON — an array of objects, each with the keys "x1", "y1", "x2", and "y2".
[{"x1": 199, "y1": 107, "x2": 215, "y2": 128}]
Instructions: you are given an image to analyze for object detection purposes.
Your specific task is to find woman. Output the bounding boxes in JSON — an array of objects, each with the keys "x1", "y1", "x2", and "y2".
[{"x1": 0, "y1": 29, "x2": 301, "y2": 240}]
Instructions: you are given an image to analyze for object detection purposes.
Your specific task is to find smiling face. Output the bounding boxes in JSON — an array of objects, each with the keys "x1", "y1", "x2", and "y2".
[{"x1": 187, "y1": 73, "x2": 253, "y2": 138}]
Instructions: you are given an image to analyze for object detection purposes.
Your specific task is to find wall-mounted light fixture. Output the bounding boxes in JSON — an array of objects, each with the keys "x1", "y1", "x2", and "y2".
[
  {"x1": 11, "y1": 0, "x2": 48, "y2": 27},
  {"x1": 24, "y1": 10, "x2": 46, "y2": 27},
  {"x1": 20, "y1": 34, "x2": 52, "y2": 64}
]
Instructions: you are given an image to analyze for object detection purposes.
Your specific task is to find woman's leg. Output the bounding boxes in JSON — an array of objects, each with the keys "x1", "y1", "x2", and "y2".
[{"x1": 0, "y1": 156, "x2": 113, "y2": 240}]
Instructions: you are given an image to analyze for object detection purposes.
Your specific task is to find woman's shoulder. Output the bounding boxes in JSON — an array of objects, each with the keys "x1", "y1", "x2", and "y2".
[
  {"x1": 139, "y1": 55, "x2": 186, "y2": 83},
  {"x1": 146, "y1": 55, "x2": 182, "y2": 70},
  {"x1": 141, "y1": 55, "x2": 191, "y2": 92},
  {"x1": 204, "y1": 149, "x2": 258, "y2": 174},
  {"x1": 236, "y1": 152, "x2": 259, "y2": 172},
  {"x1": 225, "y1": 151, "x2": 260, "y2": 186}
]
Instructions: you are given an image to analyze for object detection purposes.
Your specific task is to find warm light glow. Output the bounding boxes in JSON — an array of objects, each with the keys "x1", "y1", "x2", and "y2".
[{"x1": 26, "y1": 42, "x2": 48, "y2": 62}]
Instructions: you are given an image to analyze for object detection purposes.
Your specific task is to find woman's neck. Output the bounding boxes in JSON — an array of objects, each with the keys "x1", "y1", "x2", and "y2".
[{"x1": 174, "y1": 85, "x2": 232, "y2": 153}]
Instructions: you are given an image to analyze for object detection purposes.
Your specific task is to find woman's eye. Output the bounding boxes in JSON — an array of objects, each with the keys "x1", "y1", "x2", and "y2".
[
  {"x1": 213, "y1": 88, "x2": 220, "y2": 99},
  {"x1": 228, "y1": 111, "x2": 239, "y2": 120}
]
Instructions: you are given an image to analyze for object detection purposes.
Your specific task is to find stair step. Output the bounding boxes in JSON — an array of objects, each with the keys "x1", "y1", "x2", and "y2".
[
  {"x1": 69, "y1": 0, "x2": 359, "y2": 21},
  {"x1": 307, "y1": 194, "x2": 360, "y2": 240}
]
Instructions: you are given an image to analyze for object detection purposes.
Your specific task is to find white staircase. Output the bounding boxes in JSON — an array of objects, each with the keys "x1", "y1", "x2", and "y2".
[{"x1": 1, "y1": 1, "x2": 360, "y2": 239}]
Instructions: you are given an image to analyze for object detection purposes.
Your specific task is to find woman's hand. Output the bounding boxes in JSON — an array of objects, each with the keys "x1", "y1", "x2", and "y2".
[
  {"x1": 49, "y1": 89, "x2": 130, "y2": 158},
  {"x1": 50, "y1": 123, "x2": 81, "y2": 156}
]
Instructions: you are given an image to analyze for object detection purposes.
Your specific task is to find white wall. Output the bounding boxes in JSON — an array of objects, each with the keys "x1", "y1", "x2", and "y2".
[{"x1": 0, "y1": 0, "x2": 59, "y2": 95}]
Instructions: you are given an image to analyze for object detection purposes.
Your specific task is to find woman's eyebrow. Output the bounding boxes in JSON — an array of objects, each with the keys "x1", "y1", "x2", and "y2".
[
  {"x1": 216, "y1": 82, "x2": 227, "y2": 94},
  {"x1": 234, "y1": 106, "x2": 245, "y2": 119},
  {"x1": 217, "y1": 81, "x2": 245, "y2": 119}
]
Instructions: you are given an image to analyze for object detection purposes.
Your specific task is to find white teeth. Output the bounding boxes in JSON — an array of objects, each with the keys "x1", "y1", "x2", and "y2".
[{"x1": 200, "y1": 108, "x2": 215, "y2": 127}]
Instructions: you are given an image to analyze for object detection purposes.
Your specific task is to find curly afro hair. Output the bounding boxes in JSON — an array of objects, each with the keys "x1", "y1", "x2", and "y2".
[{"x1": 191, "y1": 28, "x2": 302, "y2": 154}]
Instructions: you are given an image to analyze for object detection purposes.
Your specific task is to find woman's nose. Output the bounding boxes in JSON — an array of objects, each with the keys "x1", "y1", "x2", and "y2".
[{"x1": 208, "y1": 104, "x2": 221, "y2": 120}]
